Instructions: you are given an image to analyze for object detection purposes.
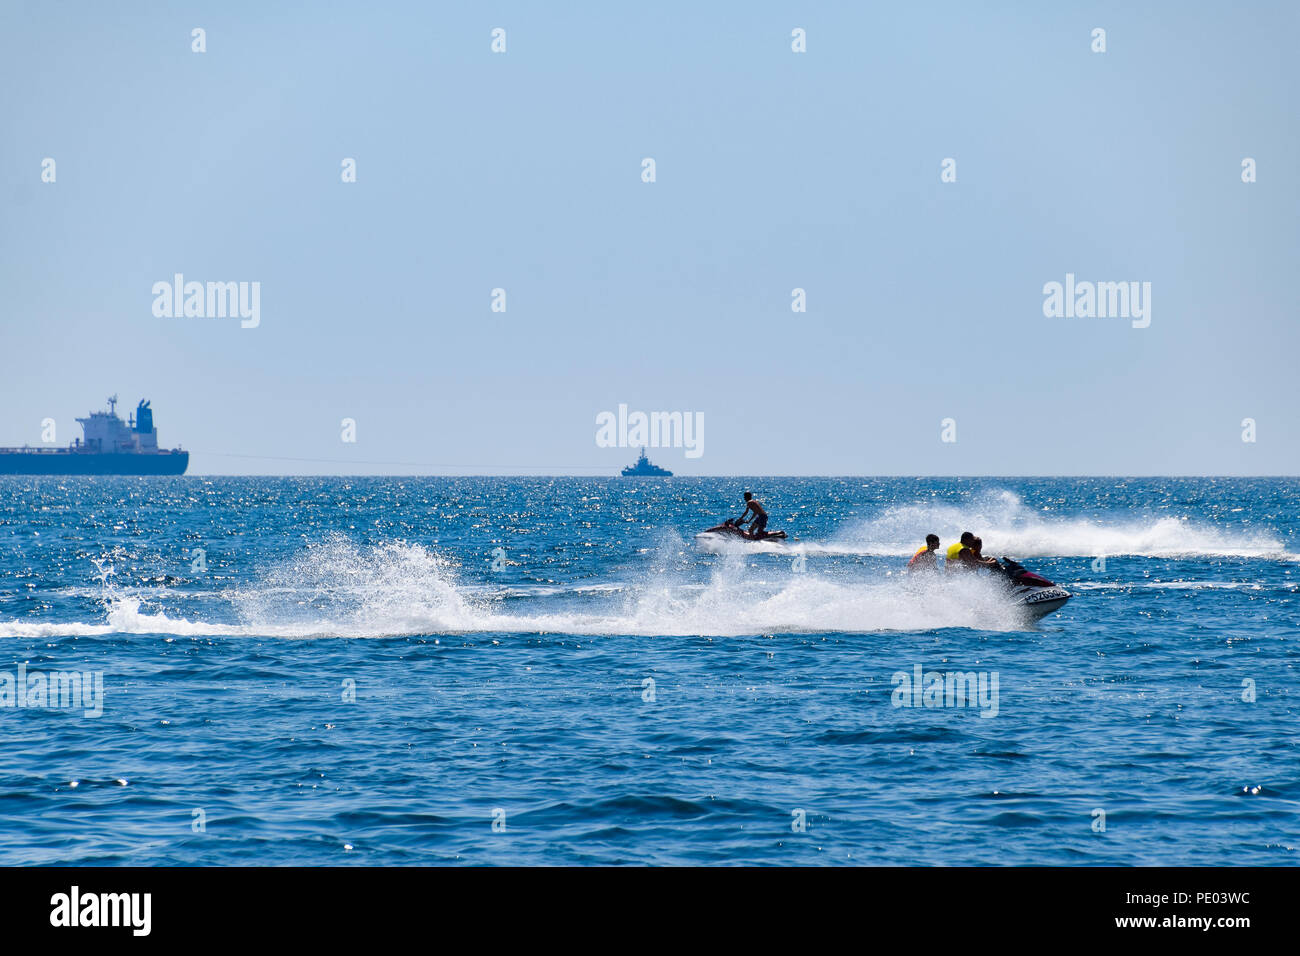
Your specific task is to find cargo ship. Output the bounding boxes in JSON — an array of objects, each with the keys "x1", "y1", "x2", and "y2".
[
  {"x1": 620, "y1": 447, "x2": 672, "y2": 477},
  {"x1": 0, "y1": 396, "x2": 188, "y2": 475}
]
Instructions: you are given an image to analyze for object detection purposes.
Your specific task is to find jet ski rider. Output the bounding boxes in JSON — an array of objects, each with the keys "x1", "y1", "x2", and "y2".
[
  {"x1": 737, "y1": 492, "x2": 768, "y2": 537},
  {"x1": 946, "y1": 531, "x2": 977, "y2": 571},
  {"x1": 969, "y1": 536, "x2": 1001, "y2": 570},
  {"x1": 907, "y1": 534, "x2": 941, "y2": 571}
]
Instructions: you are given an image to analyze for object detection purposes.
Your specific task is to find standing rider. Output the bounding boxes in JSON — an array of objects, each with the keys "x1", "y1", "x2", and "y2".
[{"x1": 738, "y1": 491, "x2": 769, "y2": 537}]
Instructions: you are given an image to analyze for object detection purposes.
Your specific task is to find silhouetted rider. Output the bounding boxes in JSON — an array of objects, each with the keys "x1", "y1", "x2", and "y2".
[{"x1": 738, "y1": 491, "x2": 768, "y2": 536}]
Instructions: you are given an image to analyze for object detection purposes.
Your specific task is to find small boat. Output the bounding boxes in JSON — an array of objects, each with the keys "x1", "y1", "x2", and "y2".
[{"x1": 621, "y1": 448, "x2": 672, "y2": 477}]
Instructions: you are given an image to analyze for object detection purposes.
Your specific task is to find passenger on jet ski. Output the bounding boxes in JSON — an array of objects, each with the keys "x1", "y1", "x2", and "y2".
[
  {"x1": 969, "y1": 536, "x2": 1001, "y2": 570},
  {"x1": 907, "y1": 534, "x2": 941, "y2": 571},
  {"x1": 737, "y1": 492, "x2": 769, "y2": 537},
  {"x1": 945, "y1": 531, "x2": 976, "y2": 571}
]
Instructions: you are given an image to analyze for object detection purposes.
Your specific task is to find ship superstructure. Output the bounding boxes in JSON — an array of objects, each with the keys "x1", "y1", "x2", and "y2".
[{"x1": 0, "y1": 396, "x2": 188, "y2": 475}]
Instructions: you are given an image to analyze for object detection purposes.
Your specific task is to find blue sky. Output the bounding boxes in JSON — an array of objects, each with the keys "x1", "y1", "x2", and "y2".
[{"x1": 1, "y1": 1, "x2": 1296, "y2": 475}]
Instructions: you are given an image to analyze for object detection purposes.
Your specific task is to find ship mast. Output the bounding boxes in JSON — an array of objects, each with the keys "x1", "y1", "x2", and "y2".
[{"x1": 107, "y1": 394, "x2": 118, "y2": 416}]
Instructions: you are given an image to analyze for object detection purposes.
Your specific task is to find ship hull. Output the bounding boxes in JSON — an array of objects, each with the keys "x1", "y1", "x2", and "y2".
[{"x1": 0, "y1": 451, "x2": 189, "y2": 475}]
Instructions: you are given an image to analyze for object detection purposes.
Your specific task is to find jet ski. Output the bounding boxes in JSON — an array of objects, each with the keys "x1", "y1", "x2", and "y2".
[
  {"x1": 696, "y1": 518, "x2": 788, "y2": 542},
  {"x1": 992, "y1": 557, "x2": 1071, "y2": 619}
]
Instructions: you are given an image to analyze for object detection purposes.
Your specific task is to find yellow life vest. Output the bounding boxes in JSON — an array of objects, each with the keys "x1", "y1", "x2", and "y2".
[{"x1": 946, "y1": 542, "x2": 966, "y2": 561}]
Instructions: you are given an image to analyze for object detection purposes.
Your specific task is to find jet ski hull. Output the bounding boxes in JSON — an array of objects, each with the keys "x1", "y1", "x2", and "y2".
[
  {"x1": 1010, "y1": 585, "x2": 1071, "y2": 619},
  {"x1": 696, "y1": 523, "x2": 787, "y2": 542}
]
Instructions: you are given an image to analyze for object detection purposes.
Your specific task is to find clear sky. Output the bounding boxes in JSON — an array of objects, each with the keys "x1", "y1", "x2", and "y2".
[{"x1": 1, "y1": 1, "x2": 1296, "y2": 475}]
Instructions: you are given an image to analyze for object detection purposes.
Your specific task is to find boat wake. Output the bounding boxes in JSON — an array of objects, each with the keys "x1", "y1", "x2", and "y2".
[
  {"x1": 0, "y1": 537, "x2": 1040, "y2": 639},
  {"x1": 4, "y1": 485, "x2": 1291, "y2": 640},
  {"x1": 818, "y1": 490, "x2": 1292, "y2": 559}
]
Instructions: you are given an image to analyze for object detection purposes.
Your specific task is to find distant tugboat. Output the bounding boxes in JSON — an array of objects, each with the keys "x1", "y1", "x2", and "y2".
[
  {"x1": 0, "y1": 395, "x2": 188, "y2": 475},
  {"x1": 620, "y1": 447, "x2": 672, "y2": 477}
]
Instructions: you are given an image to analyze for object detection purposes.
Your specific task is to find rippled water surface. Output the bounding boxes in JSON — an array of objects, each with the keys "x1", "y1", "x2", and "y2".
[{"x1": 0, "y1": 476, "x2": 1296, "y2": 864}]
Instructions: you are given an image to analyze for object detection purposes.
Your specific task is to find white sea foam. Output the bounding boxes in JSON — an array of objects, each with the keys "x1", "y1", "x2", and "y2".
[
  {"x1": 817, "y1": 490, "x2": 1289, "y2": 559},
  {"x1": 3, "y1": 488, "x2": 1290, "y2": 640},
  {"x1": 0, "y1": 537, "x2": 1032, "y2": 639}
]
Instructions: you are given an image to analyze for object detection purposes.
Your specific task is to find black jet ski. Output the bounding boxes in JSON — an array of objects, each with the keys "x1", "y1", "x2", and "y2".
[
  {"x1": 992, "y1": 557, "x2": 1071, "y2": 618},
  {"x1": 696, "y1": 518, "x2": 788, "y2": 542}
]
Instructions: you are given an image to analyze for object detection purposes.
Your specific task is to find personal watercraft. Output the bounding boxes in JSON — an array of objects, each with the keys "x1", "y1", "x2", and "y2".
[
  {"x1": 696, "y1": 518, "x2": 788, "y2": 542},
  {"x1": 993, "y1": 557, "x2": 1071, "y2": 619}
]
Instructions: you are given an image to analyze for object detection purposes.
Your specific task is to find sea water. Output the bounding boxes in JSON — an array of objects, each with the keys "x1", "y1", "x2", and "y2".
[{"x1": 0, "y1": 476, "x2": 1295, "y2": 865}]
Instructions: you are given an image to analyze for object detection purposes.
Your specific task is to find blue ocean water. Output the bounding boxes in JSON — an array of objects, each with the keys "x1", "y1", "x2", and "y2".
[{"x1": 0, "y1": 476, "x2": 1296, "y2": 865}]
